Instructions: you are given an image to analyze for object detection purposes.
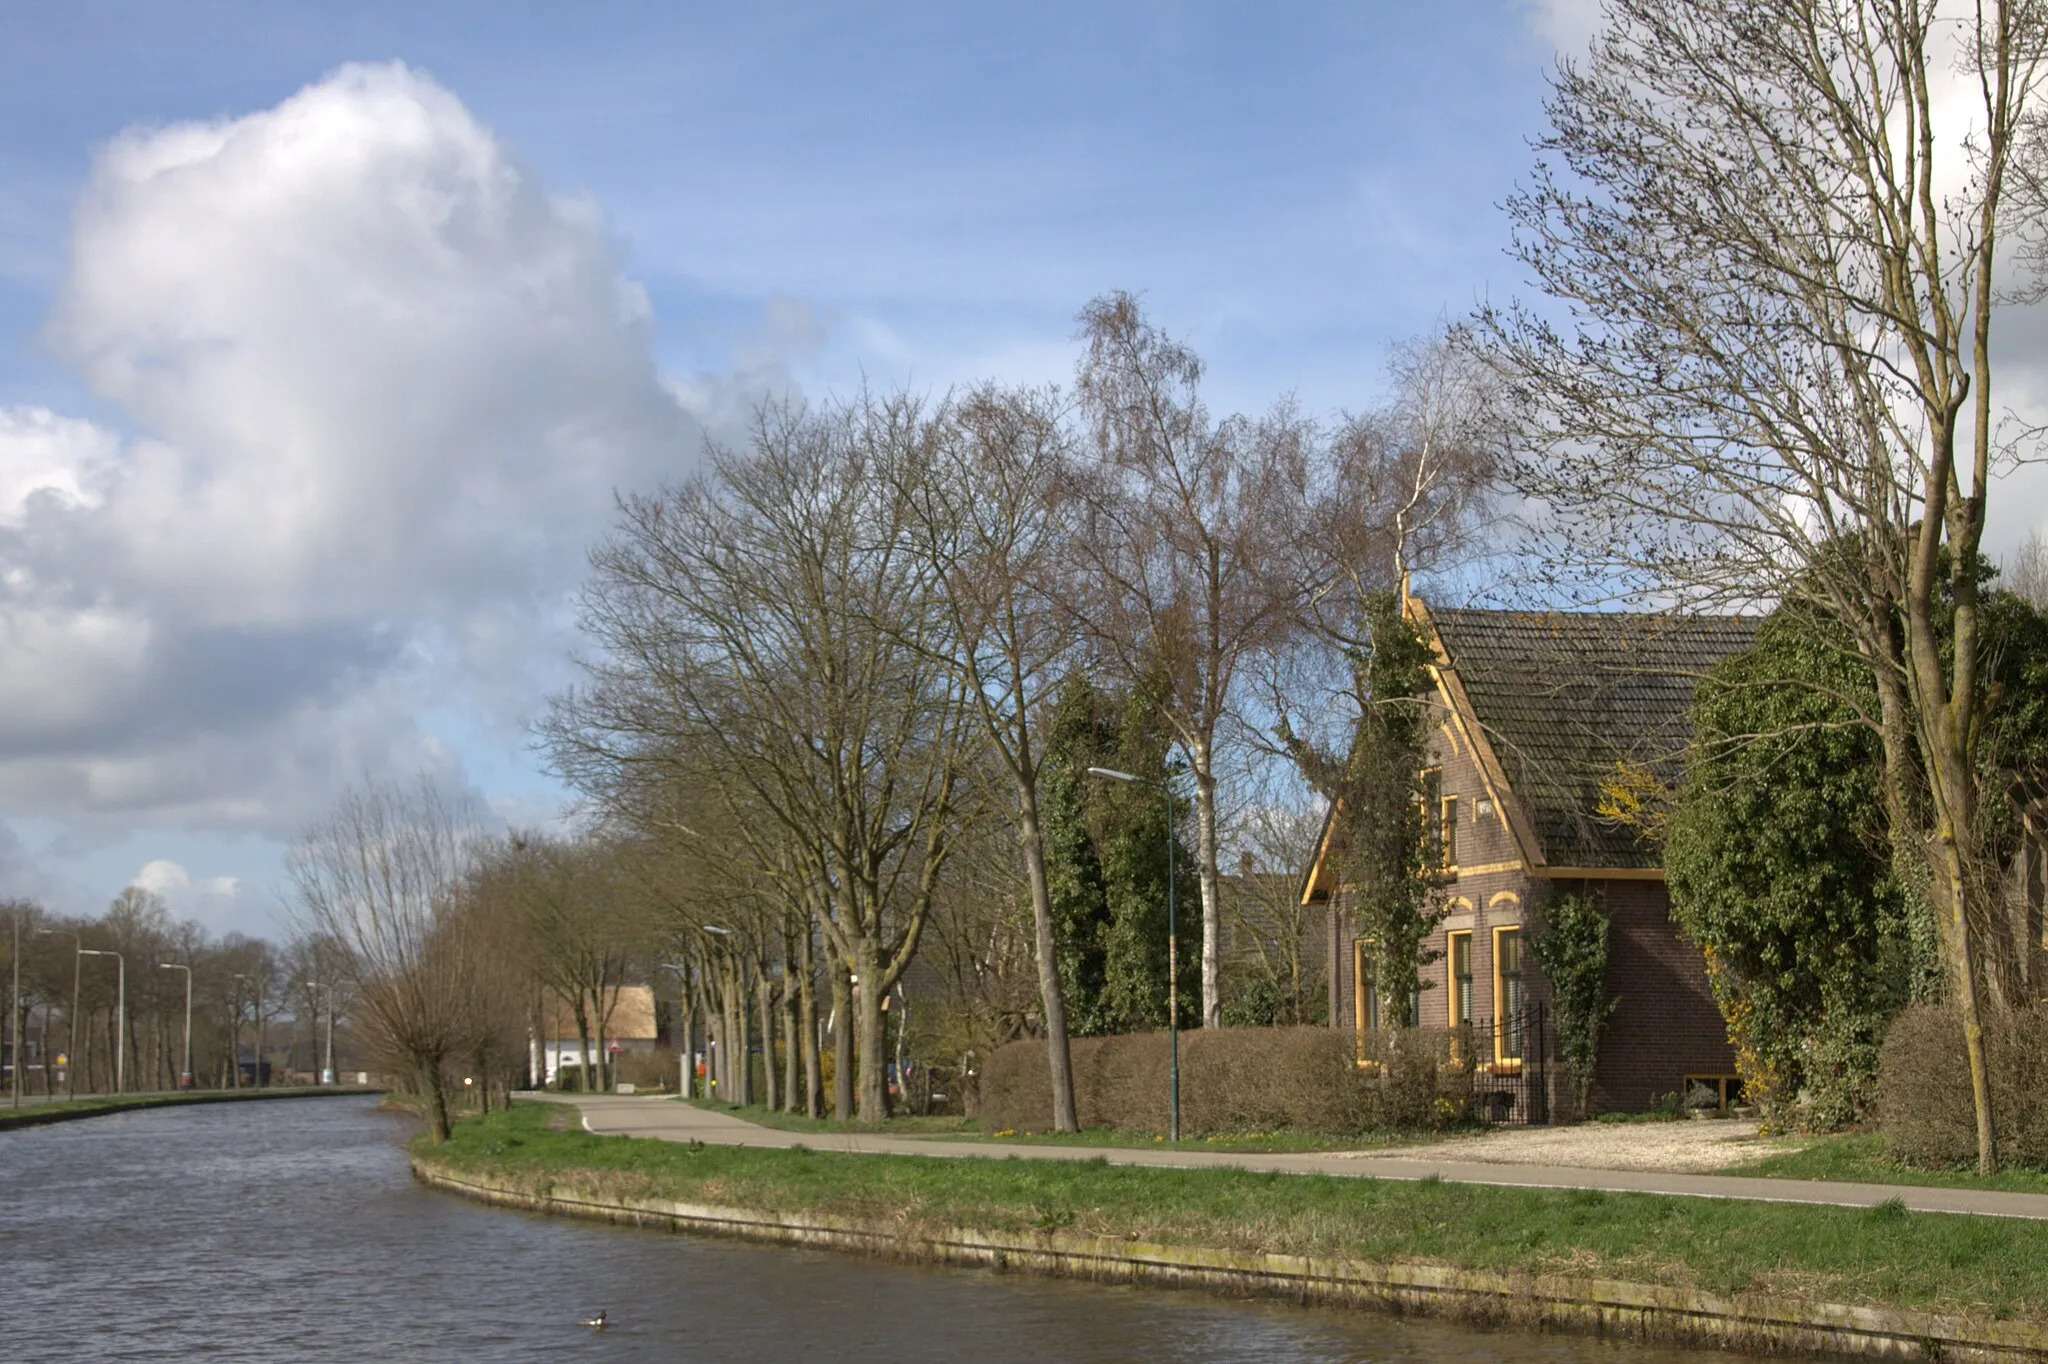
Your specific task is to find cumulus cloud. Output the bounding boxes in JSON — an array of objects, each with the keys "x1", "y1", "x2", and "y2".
[
  {"x1": 0, "y1": 62, "x2": 713, "y2": 847},
  {"x1": 132, "y1": 858, "x2": 239, "y2": 903}
]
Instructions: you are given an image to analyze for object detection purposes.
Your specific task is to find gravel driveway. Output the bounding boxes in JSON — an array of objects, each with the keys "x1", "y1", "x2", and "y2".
[{"x1": 1363, "y1": 1117, "x2": 1803, "y2": 1173}]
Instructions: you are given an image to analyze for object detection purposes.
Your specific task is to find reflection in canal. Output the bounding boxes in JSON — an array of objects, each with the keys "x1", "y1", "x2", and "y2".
[{"x1": 0, "y1": 1097, "x2": 1726, "y2": 1362}]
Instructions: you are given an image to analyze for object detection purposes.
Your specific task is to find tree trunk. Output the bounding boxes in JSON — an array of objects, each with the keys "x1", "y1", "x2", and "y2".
[
  {"x1": 1017, "y1": 786, "x2": 1079, "y2": 1131},
  {"x1": 800, "y1": 928, "x2": 822, "y2": 1119},
  {"x1": 677, "y1": 994, "x2": 695, "y2": 1100},
  {"x1": 782, "y1": 955, "x2": 800, "y2": 1114},
  {"x1": 757, "y1": 967, "x2": 779, "y2": 1113},
  {"x1": 832, "y1": 965, "x2": 853, "y2": 1120},
  {"x1": 420, "y1": 1060, "x2": 451, "y2": 1143},
  {"x1": 1194, "y1": 740, "x2": 1221, "y2": 1029},
  {"x1": 854, "y1": 938, "x2": 887, "y2": 1122},
  {"x1": 740, "y1": 964, "x2": 755, "y2": 1107}
]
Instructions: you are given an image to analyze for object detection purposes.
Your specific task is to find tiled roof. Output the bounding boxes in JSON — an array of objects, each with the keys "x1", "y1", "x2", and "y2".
[{"x1": 1427, "y1": 607, "x2": 1761, "y2": 869}]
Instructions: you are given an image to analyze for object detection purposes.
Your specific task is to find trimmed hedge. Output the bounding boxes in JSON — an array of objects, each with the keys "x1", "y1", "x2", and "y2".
[
  {"x1": 980, "y1": 1025, "x2": 1478, "y2": 1136},
  {"x1": 1878, "y1": 1002, "x2": 2048, "y2": 1167}
]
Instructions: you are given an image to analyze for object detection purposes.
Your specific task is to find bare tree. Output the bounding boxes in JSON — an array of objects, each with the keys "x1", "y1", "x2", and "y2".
[
  {"x1": 287, "y1": 777, "x2": 486, "y2": 1142},
  {"x1": 2006, "y1": 528, "x2": 2048, "y2": 610},
  {"x1": 898, "y1": 383, "x2": 1083, "y2": 1129},
  {"x1": 1482, "y1": 0, "x2": 2048, "y2": 1170},
  {"x1": 1073, "y1": 292, "x2": 1304, "y2": 1028},
  {"x1": 549, "y1": 393, "x2": 981, "y2": 1121}
]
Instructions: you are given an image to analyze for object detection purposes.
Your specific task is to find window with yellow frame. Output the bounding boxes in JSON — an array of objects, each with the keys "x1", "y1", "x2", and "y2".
[
  {"x1": 1492, "y1": 926, "x2": 1526, "y2": 1070},
  {"x1": 1447, "y1": 930, "x2": 1474, "y2": 1027},
  {"x1": 1419, "y1": 768, "x2": 1457, "y2": 870}
]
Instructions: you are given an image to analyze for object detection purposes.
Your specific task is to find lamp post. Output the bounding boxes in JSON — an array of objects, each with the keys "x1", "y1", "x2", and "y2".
[
  {"x1": 1087, "y1": 765, "x2": 1181, "y2": 1143},
  {"x1": 158, "y1": 964, "x2": 192, "y2": 1089},
  {"x1": 305, "y1": 981, "x2": 335, "y2": 1084},
  {"x1": 233, "y1": 973, "x2": 264, "y2": 1088},
  {"x1": 10, "y1": 906, "x2": 20, "y2": 1109},
  {"x1": 36, "y1": 929, "x2": 81, "y2": 1097},
  {"x1": 659, "y1": 962, "x2": 694, "y2": 1099},
  {"x1": 79, "y1": 948, "x2": 124, "y2": 1094}
]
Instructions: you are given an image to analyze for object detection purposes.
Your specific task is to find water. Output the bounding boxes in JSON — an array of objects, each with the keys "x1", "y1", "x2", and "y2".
[{"x1": 0, "y1": 1097, "x2": 1725, "y2": 1362}]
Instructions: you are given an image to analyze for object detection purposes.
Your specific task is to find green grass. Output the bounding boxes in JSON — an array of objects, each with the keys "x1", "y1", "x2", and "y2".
[
  {"x1": 682, "y1": 1097, "x2": 1430, "y2": 1154},
  {"x1": 422, "y1": 1101, "x2": 2048, "y2": 1321},
  {"x1": 0, "y1": 1086, "x2": 376, "y2": 1131},
  {"x1": 1719, "y1": 1131, "x2": 2048, "y2": 1195}
]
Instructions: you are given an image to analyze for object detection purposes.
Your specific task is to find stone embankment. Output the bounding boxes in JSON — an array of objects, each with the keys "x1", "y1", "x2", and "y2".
[{"x1": 412, "y1": 1155, "x2": 2048, "y2": 1362}]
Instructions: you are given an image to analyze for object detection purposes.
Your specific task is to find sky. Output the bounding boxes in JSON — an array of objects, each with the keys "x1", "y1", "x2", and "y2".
[{"x1": 1, "y1": 1, "x2": 2039, "y2": 939}]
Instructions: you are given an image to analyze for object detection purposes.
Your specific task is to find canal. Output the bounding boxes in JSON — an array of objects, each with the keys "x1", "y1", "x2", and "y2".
[{"x1": 0, "y1": 1096, "x2": 1726, "y2": 1362}]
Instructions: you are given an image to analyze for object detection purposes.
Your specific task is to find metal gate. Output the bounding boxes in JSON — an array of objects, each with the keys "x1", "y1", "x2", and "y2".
[{"x1": 1462, "y1": 1002, "x2": 1549, "y2": 1126}]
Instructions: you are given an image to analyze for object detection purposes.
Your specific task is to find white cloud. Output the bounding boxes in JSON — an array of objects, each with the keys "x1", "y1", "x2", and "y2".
[
  {"x1": 0, "y1": 62, "x2": 719, "y2": 848},
  {"x1": 1523, "y1": 0, "x2": 1605, "y2": 57},
  {"x1": 132, "y1": 857, "x2": 239, "y2": 903}
]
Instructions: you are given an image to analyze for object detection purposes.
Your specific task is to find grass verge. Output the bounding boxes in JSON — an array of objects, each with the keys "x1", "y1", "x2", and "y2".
[
  {"x1": 423, "y1": 1101, "x2": 2048, "y2": 1321},
  {"x1": 679, "y1": 1098, "x2": 1428, "y2": 1153},
  {"x1": 1719, "y1": 1131, "x2": 2048, "y2": 1195},
  {"x1": 0, "y1": 1086, "x2": 377, "y2": 1131}
]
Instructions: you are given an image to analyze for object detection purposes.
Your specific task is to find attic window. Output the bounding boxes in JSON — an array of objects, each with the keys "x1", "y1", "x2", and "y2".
[{"x1": 1474, "y1": 796, "x2": 1495, "y2": 819}]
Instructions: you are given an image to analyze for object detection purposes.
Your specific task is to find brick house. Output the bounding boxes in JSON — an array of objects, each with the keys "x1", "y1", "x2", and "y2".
[{"x1": 1300, "y1": 598, "x2": 1760, "y2": 1114}]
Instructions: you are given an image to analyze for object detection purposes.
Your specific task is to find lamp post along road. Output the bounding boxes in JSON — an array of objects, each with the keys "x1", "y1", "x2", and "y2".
[
  {"x1": 10, "y1": 906, "x2": 20, "y2": 1109},
  {"x1": 1085, "y1": 766, "x2": 1181, "y2": 1143},
  {"x1": 159, "y1": 964, "x2": 193, "y2": 1089},
  {"x1": 305, "y1": 981, "x2": 335, "y2": 1085},
  {"x1": 234, "y1": 973, "x2": 264, "y2": 1088},
  {"x1": 79, "y1": 948, "x2": 125, "y2": 1094}
]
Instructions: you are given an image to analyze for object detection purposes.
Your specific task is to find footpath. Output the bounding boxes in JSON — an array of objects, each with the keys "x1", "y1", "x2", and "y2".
[{"x1": 546, "y1": 1092, "x2": 2048, "y2": 1221}]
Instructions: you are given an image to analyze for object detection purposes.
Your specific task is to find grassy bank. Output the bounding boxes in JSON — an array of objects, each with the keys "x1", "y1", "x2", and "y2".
[
  {"x1": 424, "y1": 1102, "x2": 2048, "y2": 1324},
  {"x1": 680, "y1": 1098, "x2": 1428, "y2": 1154},
  {"x1": 0, "y1": 1086, "x2": 378, "y2": 1131},
  {"x1": 1721, "y1": 1131, "x2": 2048, "y2": 1196}
]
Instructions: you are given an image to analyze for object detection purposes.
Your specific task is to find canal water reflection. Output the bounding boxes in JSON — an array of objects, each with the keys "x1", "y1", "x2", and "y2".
[{"x1": 0, "y1": 1097, "x2": 1726, "y2": 1362}]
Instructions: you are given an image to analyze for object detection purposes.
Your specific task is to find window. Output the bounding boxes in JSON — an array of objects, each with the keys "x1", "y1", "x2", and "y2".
[
  {"x1": 1440, "y1": 794, "x2": 1458, "y2": 869},
  {"x1": 1355, "y1": 939, "x2": 1419, "y2": 1040},
  {"x1": 1494, "y1": 927, "x2": 1525, "y2": 1065},
  {"x1": 1425, "y1": 765, "x2": 1458, "y2": 872},
  {"x1": 1448, "y1": 930, "x2": 1474, "y2": 1027}
]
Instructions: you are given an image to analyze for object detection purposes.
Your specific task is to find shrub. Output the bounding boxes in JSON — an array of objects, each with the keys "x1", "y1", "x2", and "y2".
[
  {"x1": 980, "y1": 1025, "x2": 1474, "y2": 1137},
  {"x1": 1878, "y1": 1003, "x2": 2048, "y2": 1168},
  {"x1": 615, "y1": 1046, "x2": 680, "y2": 1091}
]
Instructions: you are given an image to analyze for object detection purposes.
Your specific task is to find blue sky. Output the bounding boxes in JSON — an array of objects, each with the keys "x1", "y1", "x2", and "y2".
[{"x1": 0, "y1": 2, "x2": 1666, "y2": 935}]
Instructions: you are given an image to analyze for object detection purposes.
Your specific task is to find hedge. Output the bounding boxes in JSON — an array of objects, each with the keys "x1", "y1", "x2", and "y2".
[{"x1": 980, "y1": 1025, "x2": 1479, "y2": 1136}]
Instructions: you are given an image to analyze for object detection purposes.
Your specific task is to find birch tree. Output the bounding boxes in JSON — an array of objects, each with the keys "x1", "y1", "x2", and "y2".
[{"x1": 1073, "y1": 293, "x2": 1302, "y2": 1028}]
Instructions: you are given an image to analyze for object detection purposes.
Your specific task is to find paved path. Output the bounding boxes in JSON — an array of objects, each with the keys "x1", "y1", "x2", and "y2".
[{"x1": 530, "y1": 1093, "x2": 2048, "y2": 1221}]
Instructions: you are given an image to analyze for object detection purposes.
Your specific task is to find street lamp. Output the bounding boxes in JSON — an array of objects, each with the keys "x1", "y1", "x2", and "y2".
[
  {"x1": 233, "y1": 973, "x2": 265, "y2": 1088},
  {"x1": 305, "y1": 981, "x2": 336, "y2": 1085},
  {"x1": 158, "y1": 964, "x2": 193, "y2": 1089},
  {"x1": 36, "y1": 929, "x2": 81, "y2": 1097},
  {"x1": 79, "y1": 948, "x2": 125, "y2": 1094},
  {"x1": 659, "y1": 962, "x2": 695, "y2": 1098},
  {"x1": 9, "y1": 905, "x2": 21, "y2": 1109},
  {"x1": 1087, "y1": 765, "x2": 1181, "y2": 1143}
]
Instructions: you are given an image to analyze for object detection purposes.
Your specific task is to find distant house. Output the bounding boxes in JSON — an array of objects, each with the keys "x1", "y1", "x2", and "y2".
[
  {"x1": 534, "y1": 985, "x2": 659, "y2": 1087},
  {"x1": 1301, "y1": 598, "x2": 1760, "y2": 1115}
]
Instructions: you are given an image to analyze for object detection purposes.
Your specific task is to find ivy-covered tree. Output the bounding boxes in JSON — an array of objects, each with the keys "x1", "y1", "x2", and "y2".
[
  {"x1": 1527, "y1": 890, "x2": 1616, "y2": 1117},
  {"x1": 1279, "y1": 592, "x2": 1445, "y2": 1024},
  {"x1": 1038, "y1": 667, "x2": 1199, "y2": 1035},
  {"x1": 1666, "y1": 607, "x2": 1921, "y2": 1129}
]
